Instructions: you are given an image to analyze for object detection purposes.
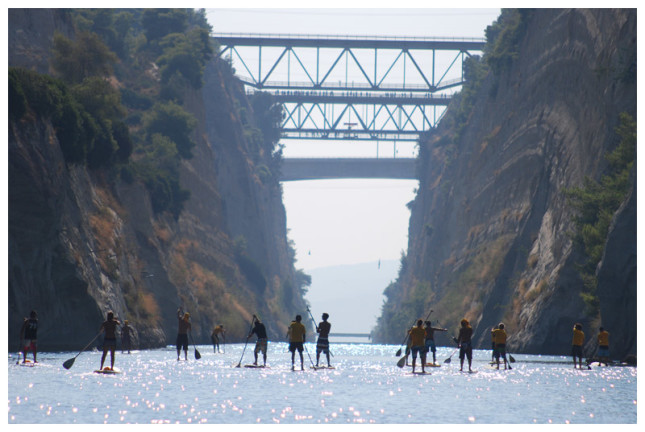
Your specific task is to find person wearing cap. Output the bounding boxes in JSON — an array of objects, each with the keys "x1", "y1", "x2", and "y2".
[
  {"x1": 176, "y1": 308, "x2": 192, "y2": 361},
  {"x1": 492, "y1": 323, "x2": 509, "y2": 369},
  {"x1": 121, "y1": 320, "x2": 133, "y2": 354},
  {"x1": 456, "y1": 318, "x2": 474, "y2": 372},
  {"x1": 315, "y1": 313, "x2": 332, "y2": 368},
  {"x1": 287, "y1": 315, "x2": 306, "y2": 371},
  {"x1": 424, "y1": 320, "x2": 447, "y2": 365}
]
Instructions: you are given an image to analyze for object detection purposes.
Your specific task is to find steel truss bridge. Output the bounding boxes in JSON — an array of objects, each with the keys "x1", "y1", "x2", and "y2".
[{"x1": 213, "y1": 33, "x2": 486, "y2": 142}]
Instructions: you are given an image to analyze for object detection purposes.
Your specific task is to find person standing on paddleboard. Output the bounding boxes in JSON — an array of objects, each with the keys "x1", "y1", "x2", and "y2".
[
  {"x1": 99, "y1": 311, "x2": 121, "y2": 371},
  {"x1": 571, "y1": 323, "x2": 585, "y2": 369},
  {"x1": 19, "y1": 310, "x2": 38, "y2": 363},
  {"x1": 287, "y1": 315, "x2": 306, "y2": 371},
  {"x1": 597, "y1": 327, "x2": 610, "y2": 366},
  {"x1": 409, "y1": 319, "x2": 427, "y2": 373},
  {"x1": 492, "y1": 323, "x2": 509, "y2": 369},
  {"x1": 176, "y1": 308, "x2": 192, "y2": 361},
  {"x1": 456, "y1": 318, "x2": 474, "y2": 372},
  {"x1": 315, "y1": 313, "x2": 332, "y2": 368},
  {"x1": 424, "y1": 320, "x2": 447, "y2": 365},
  {"x1": 249, "y1": 316, "x2": 268, "y2": 366},
  {"x1": 121, "y1": 320, "x2": 133, "y2": 354},
  {"x1": 211, "y1": 324, "x2": 226, "y2": 353}
]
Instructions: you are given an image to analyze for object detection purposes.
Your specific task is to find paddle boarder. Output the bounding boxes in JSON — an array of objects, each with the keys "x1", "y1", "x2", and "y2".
[
  {"x1": 409, "y1": 319, "x2": 427, "y2": 373},
  {"x1": 211, "y1": 324, "x2": 226, "y2": 353},
  {"x1": 571, "y1": 323, "x2": 585, "y2": 369},
  {"x1": 315, "y1": 313, "x2": 332, "y2": 368},
  {"x1": 456, "y1": 318, "x2": 474, "y2": 372},
  {"x1": 424, "y1": 320, "x2": 447, "y2": 365},
  {"x1": 287, "y1": 315, "x2": 306, "y2": 371},
  {"x1": 121, "y1": 320, "x2": 133, "y2": 354},
  {"x1": 597, "y1": 327, "x2": 610, "y2": 366},
  {"x1": 19, "y1": 310, "x2": 38, "y2": 363},
  {"x1": 176, "y1": 308, "x2": 192, "y2": 361},
  {"x1": 249, "y1": 316, "x2": 268, "y2": 366},
  {"x1": 492, "y1": 323, "x2": 509, "y2": 369},
  {"x1": 99, "y1": 311, "x2": 121, "y2": 371},
  {"x1": 490, "y1": 325, "x2": 497, "y2": 362}
]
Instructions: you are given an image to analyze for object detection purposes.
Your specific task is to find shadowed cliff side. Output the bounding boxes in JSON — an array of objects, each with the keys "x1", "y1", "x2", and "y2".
[{"x1": 8, "y1": 9, "x2": 307, "y2": 350}]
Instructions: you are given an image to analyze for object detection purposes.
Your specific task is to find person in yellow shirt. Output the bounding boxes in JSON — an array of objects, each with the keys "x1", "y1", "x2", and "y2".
[
  {"x1": 408, "y1": 319, "x2": 427, "y2": 373},
  {"x1": 571, "y1": 323, "x2": 585, "y2": 369},
  {"x1": 492, "y1": 323, "x2": 509, "y2": 369},
  {"x1": 596, "y1": 327, "x2": 610, "y2": 366},
  {"x1": 287, "y1": 315, "x2": 306, "y2": 371}
]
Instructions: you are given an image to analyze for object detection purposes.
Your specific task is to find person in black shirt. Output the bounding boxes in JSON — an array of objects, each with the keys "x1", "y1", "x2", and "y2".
[
  {"x1": 249, "y1": 316, "x2": 268, "y2": 366},
  {"x1": 20, "y1": 310, "x2": 38, "y2": 363}
]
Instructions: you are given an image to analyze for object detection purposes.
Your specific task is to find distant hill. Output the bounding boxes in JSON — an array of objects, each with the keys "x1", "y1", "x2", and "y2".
[{"x1": 304, "y1": 260, "x2": 398, "y2": 336}]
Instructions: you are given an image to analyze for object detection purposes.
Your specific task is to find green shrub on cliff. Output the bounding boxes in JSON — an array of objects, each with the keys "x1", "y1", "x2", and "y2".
[{"x1": 565, "y1": 113, "x2": 636, "y2": 312}]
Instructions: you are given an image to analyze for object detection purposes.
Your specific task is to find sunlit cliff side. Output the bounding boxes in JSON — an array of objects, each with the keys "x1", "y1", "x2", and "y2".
[{"x1": 374, "y1": 9, "x2": 636, "y2": 360}]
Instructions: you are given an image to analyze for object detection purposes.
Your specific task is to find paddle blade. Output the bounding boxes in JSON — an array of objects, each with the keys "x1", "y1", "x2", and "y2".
[
  {"x1": 396, "y1": 356, "x2": 406, "y2": 368},
  {"x1": 509, "y1": 354, "x2": 516, "y2": 363},
  {"x1": 63, "y1": 358, "x2": 75, "y2": 370},
  {"x1": 395, "y1": 348, "x2": 402, "y2": 357},
  {"x1": 194, "y1": 349, "x2": 201, "y2": 360},
  {"x1": 443, "y1": 357, "x2": 451, "y2": 364}
]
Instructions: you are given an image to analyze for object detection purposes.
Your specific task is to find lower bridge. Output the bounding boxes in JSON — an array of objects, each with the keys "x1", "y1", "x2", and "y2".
[{"x1": 280, "y1": 158, "x2": 417, "y2": 181}]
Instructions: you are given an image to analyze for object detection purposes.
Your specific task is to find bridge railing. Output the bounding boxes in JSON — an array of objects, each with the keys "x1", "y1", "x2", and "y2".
[{"x1": 212, "y1": 31, "x2": 486, "y2": 43}]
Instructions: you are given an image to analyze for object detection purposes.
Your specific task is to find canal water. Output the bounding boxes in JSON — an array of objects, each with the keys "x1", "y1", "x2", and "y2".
[{"x1": 7, "y1": 343, "x2": 637, "y2": 424}]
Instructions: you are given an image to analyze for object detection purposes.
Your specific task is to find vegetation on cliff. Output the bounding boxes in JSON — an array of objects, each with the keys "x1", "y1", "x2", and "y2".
[
  {"x1": 9, "y1": 8, "x2": 306, "y2": 347},
  {"x1": 374, "y1": 9, "x2": 636, "y2": 356},
  {"x1": 565, "y1": 113, "x2": 636, "y2": 314}
]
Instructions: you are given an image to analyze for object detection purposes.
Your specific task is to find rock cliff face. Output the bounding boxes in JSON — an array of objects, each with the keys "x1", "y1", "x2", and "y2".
[
  {"x1": 8, "y1": 9, "x2": 307, "y2": 350},
  {"x1": 374, "y1": 9, "x2": 636, "y2": 359}
]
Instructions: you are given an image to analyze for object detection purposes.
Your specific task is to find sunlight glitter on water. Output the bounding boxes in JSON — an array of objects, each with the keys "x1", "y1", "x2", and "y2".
[{"x1": 7, "y1": 343, "x2": 637, "y2": 424}]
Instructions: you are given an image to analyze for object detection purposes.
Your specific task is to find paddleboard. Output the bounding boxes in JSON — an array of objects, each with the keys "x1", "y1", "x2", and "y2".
[
  {"x1": 19, "y1": 360, "x2": 38, "y2": 367},
  {"x1": 460, "y1": 370, "x2": 478, "y2": 374},
  {"x1": 94, "y1": 368, "x2": 121, "y2": 374},
  {"x1": 244, "y1": 364, "x2": 269, "y2": 368},
  {"x1": 407, "y1": 371, "x2": 431, "y2": 375},
  {"x1": 311, "y1": 366, "x2": 335, "y2": 370},
  {"x1": 425, "y1": 363, "x2": 441, "y2": 368}
]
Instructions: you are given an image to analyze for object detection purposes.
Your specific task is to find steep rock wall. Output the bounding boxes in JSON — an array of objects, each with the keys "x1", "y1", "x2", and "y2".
[
  {"x1": 375, "y1": 9, "x2": 636, "y2": 358},
  {"x1": 8, "y1": 9, "x2": 306, "y2": 350}
]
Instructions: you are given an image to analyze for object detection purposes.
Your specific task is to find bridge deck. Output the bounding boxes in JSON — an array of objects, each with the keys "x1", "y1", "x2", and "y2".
[{"x1": 280, "y1": 158, "x2": 417, "y2": 181}]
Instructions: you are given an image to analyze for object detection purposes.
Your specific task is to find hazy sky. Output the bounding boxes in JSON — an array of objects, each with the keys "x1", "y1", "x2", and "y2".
[{"x1": 205, "y1": 7, "x2": 501, "y2": 270}]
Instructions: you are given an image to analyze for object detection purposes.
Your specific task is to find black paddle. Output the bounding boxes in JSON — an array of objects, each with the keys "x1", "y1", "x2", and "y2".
[
  {"x1": 443, "y1": 346, "x2": 459, "y2": 364},
  {"x1": 63, "y1": 332, "x2": 102, "y2": 370},
  {"x1": 395, "y1": 309, "x2": 433, "y2": 357},
  {"x1": 190, "y1": 333, "x2": 201, "y2": 360},
  {"x1": 235, "y1": 315, "x2": 257, "y2": 368}
]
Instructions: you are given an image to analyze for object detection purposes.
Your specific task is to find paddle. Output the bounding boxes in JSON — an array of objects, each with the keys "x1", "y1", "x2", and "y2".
[
  {"x1": 304, "y1": 342, "x2": 316, "y2": 369},
  {"x1": 62, "y1": 332, "x2": 102, "y2": 370},
  {"x1": 306, "y1": 306, "x2": 334, "y2": 357},
  {"x1": 395, "y1": 309, "x2": 433, "y2": 357},
  {"x1": 396, "y1": 354, "x2": 407, "y2": 368},
  {"x1": 235, "y1": 315, "x2": 257, "y2": 368},
  {"x1": 443, "y1": 347, "x2": 459, "y2": 364},
  {"x1": 190, "y1": 333, "x2": 201, "y2": 360}
]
